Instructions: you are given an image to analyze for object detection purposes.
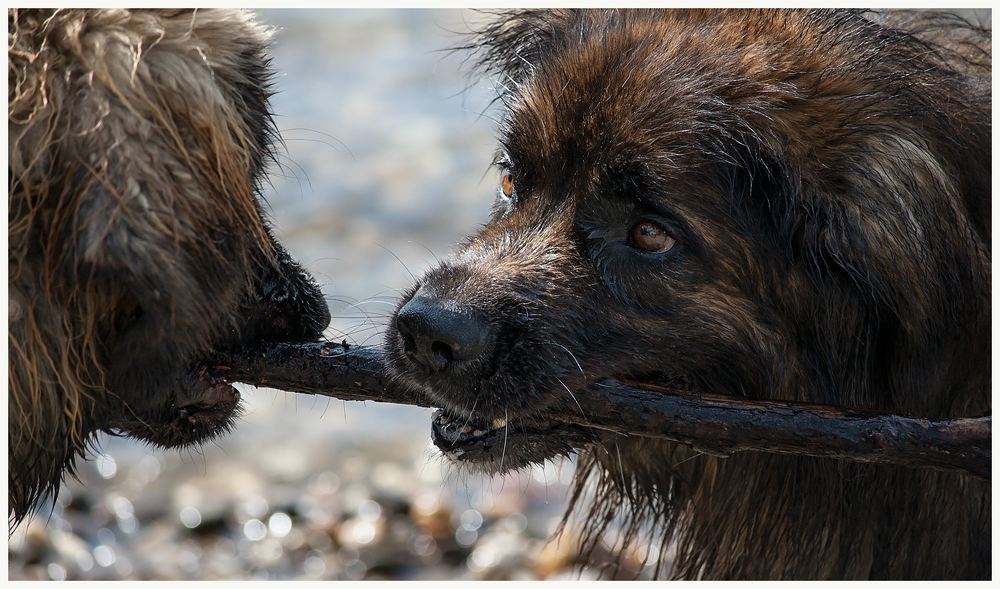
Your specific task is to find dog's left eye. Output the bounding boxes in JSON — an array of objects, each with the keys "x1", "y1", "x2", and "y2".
[
  {"x1": 629, "y1": 220, "x2": 676, "y2": 253},
  {"x1": 500, "y1": 170, "x2": 515, "y2": 199}
]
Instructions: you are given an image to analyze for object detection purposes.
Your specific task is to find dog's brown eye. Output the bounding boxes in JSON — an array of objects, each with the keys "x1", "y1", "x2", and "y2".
[
  {"x1": 630, "y1": 221, "x2": 676, "y2": 253},
  {"x1": 500, "y1": 171, "x2": 514, "y2": 198}
]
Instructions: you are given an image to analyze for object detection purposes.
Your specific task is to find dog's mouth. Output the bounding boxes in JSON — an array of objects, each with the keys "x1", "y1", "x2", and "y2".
[
  {"x1": 430, "y1": 407, "x2": 594, "y2": 473},
  {"x1": 176, "y1": 366, "x2": 241, "y2": 420},
  {"x1": 114, "y1": 365, "x2": 241, "y2": 449},
  {"x1": 431, "y1": 409, "x2": 515, "y2": 454},
  {"x1": 424, "y1": 371, "x2": 694, "y2": 472},
  {"x1": 168, "y1": 365, "x2": 242, "y2": 445}
]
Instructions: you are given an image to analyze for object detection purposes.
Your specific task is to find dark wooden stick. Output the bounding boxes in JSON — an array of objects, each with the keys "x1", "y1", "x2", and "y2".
[
  {"x1": 215, "y1": 341, "x2": 991, "y2": 480},
  {"x1": 217, "y1": 341, "x2": 430, "y2": 407}
]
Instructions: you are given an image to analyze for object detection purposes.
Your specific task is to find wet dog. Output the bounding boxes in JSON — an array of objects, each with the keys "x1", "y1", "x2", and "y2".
[
  {"x1": 386, "y1": 9, "x2": 991, "y2": 579},
  {"x1": 9, "y1": 9, "x2": 330, "y2": 525}
]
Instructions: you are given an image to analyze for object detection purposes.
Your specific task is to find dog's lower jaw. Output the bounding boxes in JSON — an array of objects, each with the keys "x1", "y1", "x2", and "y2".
[
  {"x1": 111, "y1": 365, "x2": 242, "y2": 449},
  {"x1": 430, "y1": 407, "x2": 595, "y2": 474}
]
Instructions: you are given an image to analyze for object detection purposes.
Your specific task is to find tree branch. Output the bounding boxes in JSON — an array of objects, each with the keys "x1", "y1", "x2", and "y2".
[{"x1": 215, "y1": 341, "x2": 990, "y2": 480}]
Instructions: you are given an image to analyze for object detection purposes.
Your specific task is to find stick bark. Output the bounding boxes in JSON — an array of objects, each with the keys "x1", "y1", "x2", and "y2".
[{"x1": 215, "y1": 341, "x2": 990, "y2": 480}]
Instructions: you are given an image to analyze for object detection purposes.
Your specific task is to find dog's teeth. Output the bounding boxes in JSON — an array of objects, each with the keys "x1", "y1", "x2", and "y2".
[
  {"x1": 459, "y1": 425, "x2": 473, "y2": 434},
  {"x1": 492, "y1": 418, "x2": 507, "y2": 429},
  {"x1": 472, "y1": 430, "x2": 486, "y2": 437}
]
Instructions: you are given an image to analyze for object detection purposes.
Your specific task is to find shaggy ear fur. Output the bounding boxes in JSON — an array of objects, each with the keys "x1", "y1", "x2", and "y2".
[
  {"x1": 763, "y1": 12, "x2": 991, "y2": 415},
  {"x1": 777, "y1": 13, "x2": 990, "y2": 315}
]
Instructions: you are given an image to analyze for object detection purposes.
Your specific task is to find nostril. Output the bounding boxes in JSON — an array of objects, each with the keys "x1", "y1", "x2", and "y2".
[
  {"x1": 402, "y1": 333, "x2": 417, "y2": 355},
  {"x1": 431, "y1": 341, "x2": 454, "y2": 366}
]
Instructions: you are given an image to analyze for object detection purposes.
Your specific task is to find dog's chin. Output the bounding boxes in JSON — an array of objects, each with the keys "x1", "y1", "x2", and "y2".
[
  {"x1": 428, "y1": 404, "x2": 595, "y2": 474},
  {"x1": 114, "y1": 366, "x2": 242, "y2": 449}
]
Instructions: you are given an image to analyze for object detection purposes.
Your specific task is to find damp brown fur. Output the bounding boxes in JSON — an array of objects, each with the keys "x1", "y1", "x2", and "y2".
[
  {"x1": 9, "y1": 9, "x2": 330, "y2": 526},
  {"x1": 386, "y1": 9, "x2": 991, "y2": 579}
]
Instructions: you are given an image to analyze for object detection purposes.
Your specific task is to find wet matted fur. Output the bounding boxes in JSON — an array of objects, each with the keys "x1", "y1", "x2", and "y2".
[
  {"x1": 9, "y1": 9, "x2": 330, "y2": 525},
  {"x1": 386, "y1": 9, "x2": 991, "y2": 579}
]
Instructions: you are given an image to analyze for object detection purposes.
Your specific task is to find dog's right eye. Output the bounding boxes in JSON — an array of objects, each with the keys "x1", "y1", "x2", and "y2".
[
  {"x1": 629, "y1": 220, "x2": 677, "y2": 254},
  {"x1": 500, "y1": 170, "x2": 515, "y2": 199}
]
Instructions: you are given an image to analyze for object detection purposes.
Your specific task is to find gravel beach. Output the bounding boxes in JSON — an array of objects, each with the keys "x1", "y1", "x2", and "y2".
[{"x1": 8, "y1": 9, "x2": 657, "y2": 581}]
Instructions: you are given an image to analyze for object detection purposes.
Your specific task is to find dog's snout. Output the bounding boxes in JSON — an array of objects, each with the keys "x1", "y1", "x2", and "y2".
[
  {"x1": 251, "y1": 250, "x2": 331, "y2": 343},
  {"x1": 396, "y1": 295, "x2": 490, "y2": 371}
]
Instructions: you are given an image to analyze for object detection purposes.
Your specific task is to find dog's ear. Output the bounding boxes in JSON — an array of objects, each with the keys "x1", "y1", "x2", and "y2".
[{"x1": 771, "y1": 129, "x2": 987, "y2": 338}]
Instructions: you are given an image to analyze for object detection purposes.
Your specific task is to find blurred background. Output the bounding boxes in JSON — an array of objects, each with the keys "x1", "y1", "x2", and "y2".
[{"x1": 9, "y1": 9, "x2": 642, "y2": 581}]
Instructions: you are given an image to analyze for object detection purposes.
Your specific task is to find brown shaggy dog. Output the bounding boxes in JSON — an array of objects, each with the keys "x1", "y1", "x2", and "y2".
[
  {"x1": 385, "y1": 9, "x2": 991, "y2": 579},
  {"x1": 9, "y1": 9, "x2": 330, "y2": 525}
]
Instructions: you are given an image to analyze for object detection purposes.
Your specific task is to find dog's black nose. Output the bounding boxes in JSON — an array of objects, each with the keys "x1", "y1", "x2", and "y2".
[{"x1": 395, "y1": 295, "x2": 490, "y2": 371}]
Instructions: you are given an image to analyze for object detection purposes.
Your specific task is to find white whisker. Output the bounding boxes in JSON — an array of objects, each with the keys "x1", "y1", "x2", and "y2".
[
  {"x1": 499, "y1": 406, "x2": 509, "y2": 473},
  {"x1": 557, "y1": 377, "x2": 587, "y2": 421},
  {"x1": 553, "y1": 342, "x2": 585, "y2": 377},
  {"x1": 615, "y1": 443, "x2": 628, "y2": 495}
]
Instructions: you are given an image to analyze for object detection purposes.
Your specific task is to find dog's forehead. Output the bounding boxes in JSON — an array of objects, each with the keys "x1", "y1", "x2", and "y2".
[
  {"x1": 501, "y1": 38, "x2": 688, "y2": 179},
  {"x1": 496, "y1": 10, "x2": 848, "y2": 191}
]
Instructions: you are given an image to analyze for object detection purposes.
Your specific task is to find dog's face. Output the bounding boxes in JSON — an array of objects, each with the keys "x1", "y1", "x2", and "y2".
[
  {"x1": 387, "y1": 11, "x2": 789, "y2": 471},
  {"x1": 50, "y1": 10, "x2": 333, "y2": 450},
  {"x1": 8, "y1": 8, "x2": 330, "y2": 520},
  {"x1": 385, "y1": 9, "x2": 991, "y2": 474}
]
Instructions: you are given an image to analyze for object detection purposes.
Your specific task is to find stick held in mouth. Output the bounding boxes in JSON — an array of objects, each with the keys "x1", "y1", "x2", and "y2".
[
  {"x1": 217, "y1": 341, "x2": 432, "y2": 408},
  {"x1": 216, "y1": 341, "x2": 990, "y2": 480}
]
